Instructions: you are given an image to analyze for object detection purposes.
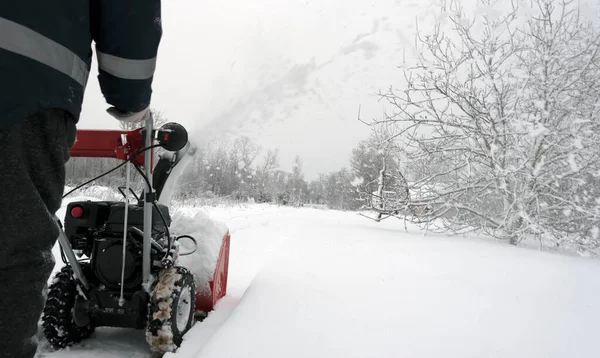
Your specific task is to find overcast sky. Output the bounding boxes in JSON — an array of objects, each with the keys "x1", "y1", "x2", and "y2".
[{"x1": 77, "y1": 0, "x2": 600, "y2": 180}]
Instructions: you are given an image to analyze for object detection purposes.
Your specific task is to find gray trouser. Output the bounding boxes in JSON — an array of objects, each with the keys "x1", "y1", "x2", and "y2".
[{"x1": 0, "y1": 109, "x2": 76, "y2": 358}]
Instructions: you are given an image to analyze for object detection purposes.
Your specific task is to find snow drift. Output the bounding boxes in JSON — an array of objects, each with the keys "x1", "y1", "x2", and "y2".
[{"x1": 169, "y1": 209, "x2": 229, "y2": 306}]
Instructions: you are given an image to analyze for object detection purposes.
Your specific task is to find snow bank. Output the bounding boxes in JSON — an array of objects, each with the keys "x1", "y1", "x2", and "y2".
[{"x1": 170, "y1": 209, "x2": 229, "y2": 297}]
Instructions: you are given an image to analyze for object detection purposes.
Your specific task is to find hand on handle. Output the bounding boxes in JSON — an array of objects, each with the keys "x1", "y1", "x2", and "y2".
[{"x1": 107, "y1": 107, "x2": 150, "y2": 123}]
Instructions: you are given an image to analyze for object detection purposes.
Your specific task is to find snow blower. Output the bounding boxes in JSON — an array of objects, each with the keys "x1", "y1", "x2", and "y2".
[{"x1": 41, "y1": 115, "x2": 230, "y2": 354}]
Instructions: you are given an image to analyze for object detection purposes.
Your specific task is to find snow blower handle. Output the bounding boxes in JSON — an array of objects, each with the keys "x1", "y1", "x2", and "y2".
[
  {"x1": 70, "y1": 121, "x2": 188, "y2": 166},
  {"x1": 142, "y1": 114, "x2": 154, "y2": 289}
]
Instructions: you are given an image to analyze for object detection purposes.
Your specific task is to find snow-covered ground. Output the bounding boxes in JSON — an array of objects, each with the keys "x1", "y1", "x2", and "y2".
[{"x1": 37, "y1": 198, "x2": 600, "y2": 358}]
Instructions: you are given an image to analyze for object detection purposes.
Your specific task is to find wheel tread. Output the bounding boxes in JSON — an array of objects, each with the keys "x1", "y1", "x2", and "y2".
[
  {"x1": 41, "y1": 265, "x2": 94, "y2": 349},
  {"x1": 146, "y1": 266, "x2": 196, "y2": 354}
]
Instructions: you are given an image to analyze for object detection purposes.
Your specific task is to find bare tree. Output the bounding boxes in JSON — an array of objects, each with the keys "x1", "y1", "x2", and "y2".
[
  {"x1": 287, "y1": 156, "x2": 308, "y2": 206},
  {"x1": 232, "y1": 136, "x2": 262, "y2": 199},
  {"x1": 325, "y1": 168, "x2": 362, "y2": 210},
  {"x1": 367, "y1": 0, "x2": 600, "y2": 251},
  {"x1": 254, "y1": 149, "x2": 280, "y2": 202},
  {"x1": 352, "y1": 121, "x2": 409, "y2": 221}
]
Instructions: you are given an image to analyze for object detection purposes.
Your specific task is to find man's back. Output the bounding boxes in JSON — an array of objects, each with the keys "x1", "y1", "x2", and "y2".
[{"x1": 0, "y1": 2, "x2": 161, "y2": 357}]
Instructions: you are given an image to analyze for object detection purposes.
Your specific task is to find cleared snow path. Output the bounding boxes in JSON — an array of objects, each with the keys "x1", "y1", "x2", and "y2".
[{"x1": 172, "y1": 208, "x2": 600, "y2": 358}]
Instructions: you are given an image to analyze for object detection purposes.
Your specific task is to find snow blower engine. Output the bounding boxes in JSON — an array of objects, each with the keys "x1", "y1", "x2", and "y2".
[{"x1": 42, "y1": 115, "x2": 230, "y2": 354}]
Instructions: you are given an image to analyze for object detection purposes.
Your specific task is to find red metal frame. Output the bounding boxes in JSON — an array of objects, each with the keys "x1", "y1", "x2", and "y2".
[{"x1": 70, "y1": 128, "x2": 149, "y2": 167}]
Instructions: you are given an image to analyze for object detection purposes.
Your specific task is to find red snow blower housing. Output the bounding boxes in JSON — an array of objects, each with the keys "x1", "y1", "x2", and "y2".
[{"x1": 42, "y1": 115, "x2": 230, "y2": 354}]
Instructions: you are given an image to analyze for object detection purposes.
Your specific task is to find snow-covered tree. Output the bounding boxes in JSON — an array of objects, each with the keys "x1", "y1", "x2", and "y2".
[
  {"x1": 286, "y1": 156, "x2": 308, "y2": 206},
  {"x1": 367, "y1": 0, "x2": 600, "y2": 251},
  {"x1": 323, "y1": 168, "x2": 361, "y2": 210},
  {"x1": 253, "y1": 148, "x2": 281, "y2": 203},
  {"x1": 351, "y1": 122, "x2": 409, "y2": 221},
  {"x1": 231, "y1": 136, "x2": 261, "y2": 199}
]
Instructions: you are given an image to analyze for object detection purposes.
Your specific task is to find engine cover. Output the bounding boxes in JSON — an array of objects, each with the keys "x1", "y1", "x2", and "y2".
[
  {"x1": 91, "y1": 234, "x2": 142, "y2": 290},
  {"x1": 63, "y1": 200, "x2": 171, "y2": 291},
  {"x1": 64, "y1": 200, "x2": 170, "y2": 254},
  {"x1": 105, "y1": 202, "x2": 171, "y2": 234}
]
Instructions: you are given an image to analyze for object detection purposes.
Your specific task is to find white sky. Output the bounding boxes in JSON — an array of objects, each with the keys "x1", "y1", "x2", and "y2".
[{"x1": 77, "y1": 0, "x2": 599, "y2": 180}]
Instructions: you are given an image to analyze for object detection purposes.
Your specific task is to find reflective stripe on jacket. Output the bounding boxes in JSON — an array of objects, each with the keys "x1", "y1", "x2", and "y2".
[{"x1": 0, "y1": 0, "x2": 162, "y2": 130}]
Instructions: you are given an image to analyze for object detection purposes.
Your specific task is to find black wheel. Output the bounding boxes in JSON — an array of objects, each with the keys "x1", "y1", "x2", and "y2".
[
  {"x1": 146, "y1": 266, "x2": 196, "y2": 353},
  {"x1": 41, "y1": 265, "x2": 95, "y2": 349}
]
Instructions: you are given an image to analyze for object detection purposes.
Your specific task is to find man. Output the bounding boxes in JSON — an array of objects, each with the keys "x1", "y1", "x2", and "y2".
[{"x1": 0, "y1": 1, "x2": 162, "y2": 357}]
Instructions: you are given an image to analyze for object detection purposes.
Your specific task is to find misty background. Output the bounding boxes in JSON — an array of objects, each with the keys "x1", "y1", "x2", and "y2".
[
  {"x1": 67, "y1": 0, "x2": 600, "y2": 254},
  {"x1": 76, "y1": 0, "x2": 455, "y2": 178}
]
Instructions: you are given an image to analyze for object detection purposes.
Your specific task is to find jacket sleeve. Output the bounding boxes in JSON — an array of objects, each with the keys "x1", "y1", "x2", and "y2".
[{"x1": 90, "y1": 0, "x2": 162, "y2": 113}]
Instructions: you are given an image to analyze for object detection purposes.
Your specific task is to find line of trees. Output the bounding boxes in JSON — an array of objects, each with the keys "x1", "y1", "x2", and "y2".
[
  {"x1": 64, "y1": 127, "x2": 391, "y2": 211},
  {"x1": 65, "y1": 109, "x2": 380, "y2": 210},
  {"x1": 65, "y1": 136, "x2": 306, "y2": 206}
]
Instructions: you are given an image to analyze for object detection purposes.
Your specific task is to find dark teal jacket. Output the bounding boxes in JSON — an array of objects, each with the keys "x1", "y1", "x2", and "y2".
[{"x1": 0, "y1": 0, "x2": 162, "y2": 129}]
